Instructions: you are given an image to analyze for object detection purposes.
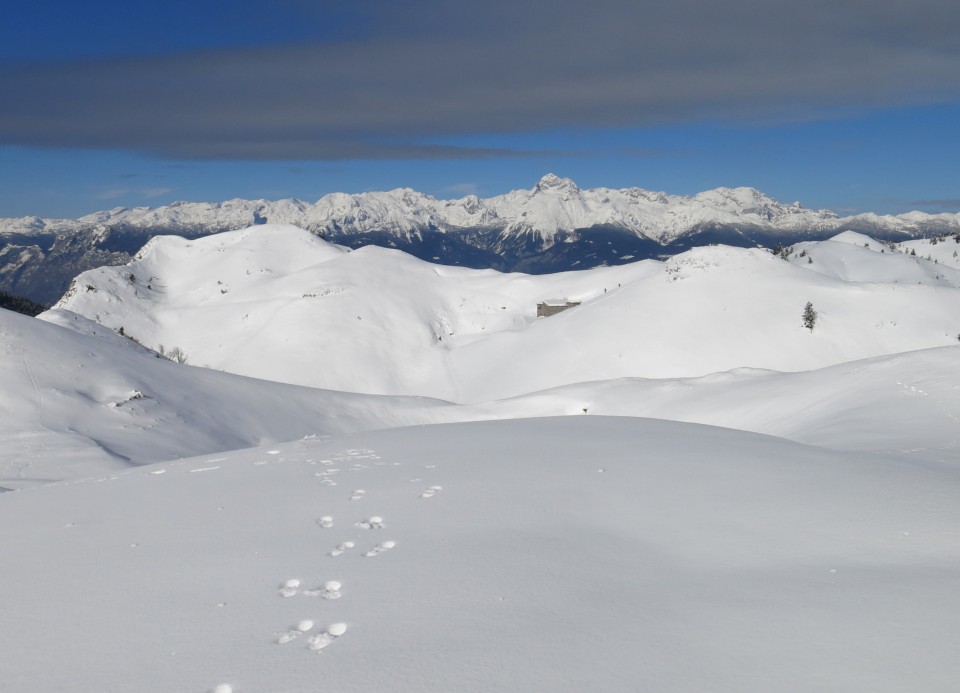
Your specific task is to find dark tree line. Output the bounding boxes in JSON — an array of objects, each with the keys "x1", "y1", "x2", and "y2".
[{"x1": 0, "y1": 290, "x2": 47, "y2": 317}]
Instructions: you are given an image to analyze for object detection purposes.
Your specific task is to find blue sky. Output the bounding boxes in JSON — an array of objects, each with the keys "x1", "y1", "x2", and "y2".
[{"x1": 1, "y1": 0, "x2": 959, "y2": 218}]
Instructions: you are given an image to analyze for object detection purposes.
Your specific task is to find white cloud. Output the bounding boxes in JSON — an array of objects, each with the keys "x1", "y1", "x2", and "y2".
[
  {"x1": 93, "y1": 188, "x2": 129, "y2": 201},
  {"x1": 440, "y1": 183, "x2": 480, "y2": 197},
  {"x1": 93, "y1": 187, "x2": 173, "y2": 202}
]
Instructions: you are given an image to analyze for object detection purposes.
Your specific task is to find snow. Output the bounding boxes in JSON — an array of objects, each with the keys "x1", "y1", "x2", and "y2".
[
  {"x1": 50, "y1": 224, "x2": 960, "y2": 401},
  {"x1": 3, "y1": 418, "x2": 960, "y2": 691},
  {"x1": 5, "y1": 224, "x2": 960, "y2": 488},
  {"x1": 5, "y1": 174, "x2": 958, "y2": 244},
  {"x1": 896, "y1": 234, "x2": 960, "y2": 270},
  {"x1": 785, "y1": 231, "x2": 960, "y2": 286},
  {"x1": 0, "y1": 306, "x2": 450, "y2": 490},
  {"x1": 4, "y1": 221, "x2": 960, "y2": 691}
]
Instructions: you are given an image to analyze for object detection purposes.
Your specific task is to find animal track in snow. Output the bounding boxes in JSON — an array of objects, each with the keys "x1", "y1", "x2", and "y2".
[
  {"x1": 313, "y1": 468, "x2": 340, "y2": 486},
  {"x1": 303, "y1": 580, "x2": 342, "y2": 600},
  {"x1": 364, "y1": 540, "x2": 396, "y2": 557},
  {"x1": 344, "y1": 448, "x2": 378, "y2": 459},
  {"x1": 355, "y1": 516, "x2": 384, "y2": 529},
  {"x1": 350, "y1": 489, "x2": 365, "y2": 501},
  {"x1": 329, "y1": 541, "x2": 355, "y2": 557},
  {"x1": 420, "y1": 485, "x2": 443, "y2": 498},
  {"x1": 279, "y1": 579, "x2": 300, "y2": 598},
  {"x1": 307, "y1": 623, "x2": 348, "y2": 652},
  {"x1": 316, "y1": 516, "x2": 334, "y2": 528},
  {"x1": 277, "y1": 620, "x2": 314, "y2": 644},
  {"x1": 897, "y1": 381, "x2": 929, "y2": 396}
]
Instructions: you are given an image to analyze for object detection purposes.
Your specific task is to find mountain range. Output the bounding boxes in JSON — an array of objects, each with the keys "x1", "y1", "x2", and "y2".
[{"x1": 4, "y1": 174, "x2": 960, "y2": 304}]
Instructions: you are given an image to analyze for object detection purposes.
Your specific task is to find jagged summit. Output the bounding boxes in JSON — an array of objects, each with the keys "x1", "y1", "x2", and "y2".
[
  {"x1": 4, "y1": 176, "x2": 952, "y2": 242},
  {"x1": 533, "y1": 173, "x2": 581, "y2": 194},
  {"x1": 0, "y1": 176, "x2": 843, "y2": 239}
]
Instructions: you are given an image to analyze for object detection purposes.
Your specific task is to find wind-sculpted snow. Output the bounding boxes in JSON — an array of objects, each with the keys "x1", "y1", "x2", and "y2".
[{"x1": 3, "y1": 418, "x2": 960, "y2": 692}]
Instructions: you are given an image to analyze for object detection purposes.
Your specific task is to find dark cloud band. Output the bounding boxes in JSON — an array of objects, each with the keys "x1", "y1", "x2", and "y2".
[{"x1": 2, "y1": 0, "x2": 959, "y2": 160}]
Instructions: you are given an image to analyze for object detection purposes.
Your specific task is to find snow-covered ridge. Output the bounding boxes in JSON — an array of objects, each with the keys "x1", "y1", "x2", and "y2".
[
  {"x1": 5, "y1": 174, "x2": 958, "y2": 243},
  {"x1": 51, "y1": 224, "x2": 960, "y2": 402}
]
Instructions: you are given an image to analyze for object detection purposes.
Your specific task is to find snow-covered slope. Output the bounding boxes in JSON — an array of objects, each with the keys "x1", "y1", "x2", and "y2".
[
  {"x1": 4, "y1": 417, "x2": 960, "y2": 692},
  {"x1": 895, "y1": 233, "x2": 960, "y2": 270},
  {"x1": 6, "y1": 297, "x2": 960, "y2": 489},
  {"x1": 784, "y1": 230, "x2": 960, "y2": 286},
  {"x1": 465, "y1": 345, "x2": 960, "y2": 462},
  {"x1": 0, "y1": 305, "x2": 451, "y2": 490},
  {"x1": 51, "y1": 224, "x2": 960, "y2": 401}
]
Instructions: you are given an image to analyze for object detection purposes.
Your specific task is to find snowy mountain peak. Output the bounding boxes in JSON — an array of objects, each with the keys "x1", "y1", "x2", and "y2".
[
  {"x1": 3, "y1": 177, "x2": 949, "y2": 247},
  {"x1": 534, "y1": 173, "x2": 581, "y2": 194},
  {"x1": 690, "y1": 186, "x2": 839, "y2": 225}
]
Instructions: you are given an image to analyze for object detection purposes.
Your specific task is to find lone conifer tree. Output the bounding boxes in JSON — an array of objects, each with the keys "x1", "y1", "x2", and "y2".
[{"x1": 802, "y1": 302, "x2": 818, "y2": 332}]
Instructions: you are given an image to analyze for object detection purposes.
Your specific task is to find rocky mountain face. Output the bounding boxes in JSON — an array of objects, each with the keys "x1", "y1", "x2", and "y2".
[{"x1": 3, "y1": 174, "x2": 958, "y2": 304}]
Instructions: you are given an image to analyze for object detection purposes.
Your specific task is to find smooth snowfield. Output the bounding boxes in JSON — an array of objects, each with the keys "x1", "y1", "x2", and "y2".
[
  {"x1": 52, "y1": 224, "x2": 960, "y2": 400},
  {"x1": 2, "y1": 418, "x2": 960, "y2": 692},
  {"x1": 462, "y1": 344, "x2": 960, "y2": 461},
  {"x1": 5, "y1": 301, "x2": 960, "y2": 489}
]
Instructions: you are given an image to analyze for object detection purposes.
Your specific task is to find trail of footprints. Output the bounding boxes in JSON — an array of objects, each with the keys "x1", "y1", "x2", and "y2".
[
  {"x1": 279, "y1": 579, "x2": 342, "y2": 600},
  {"x1": 275, "y1": 620, "x2": 348, "y2": 651},
  {"x1": 329, "y1": 541, "x2": 354, "y2": 557},
  {"x1": 897, "y1": 380, "x2": 960, "y2": 425},
  {"x1": 364, "y1": 541, "x2": 396, "y2": 558},
  {"x1": 274, "y1": 448, "x2": 442, "y2": 656}
]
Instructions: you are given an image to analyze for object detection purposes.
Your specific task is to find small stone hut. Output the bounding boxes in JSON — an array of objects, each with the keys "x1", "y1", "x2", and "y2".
[{"x1": 536, "y1": 299, "x2": 581, "y2": 318}]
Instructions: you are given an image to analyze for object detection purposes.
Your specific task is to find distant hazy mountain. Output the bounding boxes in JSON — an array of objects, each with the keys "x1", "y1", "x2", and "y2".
[{"x1": 4, "y1": 174, "x2": 959, "y2": 304}]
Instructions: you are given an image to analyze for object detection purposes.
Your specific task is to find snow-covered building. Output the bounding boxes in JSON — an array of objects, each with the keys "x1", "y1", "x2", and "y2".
[{"x1": 537, "y1": 298, "x2": 580, "y2": 317}]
